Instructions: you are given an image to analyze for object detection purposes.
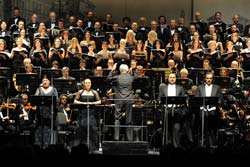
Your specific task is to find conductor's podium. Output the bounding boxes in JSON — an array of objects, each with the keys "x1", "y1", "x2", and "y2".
[{"x1": 101, "y1": 104, "x2": 157, "y2": 155}]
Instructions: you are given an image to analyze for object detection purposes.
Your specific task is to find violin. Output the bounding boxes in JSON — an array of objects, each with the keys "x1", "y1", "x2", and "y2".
[
  {"x1": 24, "y1": 103, "x2": 37, "y2": 110},
  {"x1": 1, "y1": 103, "x2": 16, "y2": 109}
]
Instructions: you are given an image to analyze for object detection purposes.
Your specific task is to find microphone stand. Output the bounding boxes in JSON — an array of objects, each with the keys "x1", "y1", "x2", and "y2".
[
  {"x1": 50, "y1": 72, "x2": 55, "y2": 145},
  {"x1": 201, "y1": 96, "x2": 205, "y2": 147},
  {"x1": 87, "y1": 94, "x2": 90, "y2": 150},
  {"x1": 162, "y1": 95, "x2": 168, "y2": 146}
]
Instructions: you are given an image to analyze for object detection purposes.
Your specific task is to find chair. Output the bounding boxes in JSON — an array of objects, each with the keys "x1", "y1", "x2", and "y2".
[{"x1": 56, "y1": 112, "x2": 72, "y2": 146}]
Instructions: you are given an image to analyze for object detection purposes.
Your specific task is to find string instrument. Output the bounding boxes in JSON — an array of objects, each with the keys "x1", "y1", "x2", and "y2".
[
  {"x1": 219, "y1": 104, "x2": 245, "y2": 127},
  {"x1": 64, "y1": 104, "x2": 73, "y2": 124},
  {"x1": 0, "y1": 99, "x2": 16, "y2": 125},
  {"x1": 24, "y1": 103, "x2": 37, "y2": 110}
]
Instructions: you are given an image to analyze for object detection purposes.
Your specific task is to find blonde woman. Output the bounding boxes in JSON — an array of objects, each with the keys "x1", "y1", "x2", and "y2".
[{"x1": 65, "y1": 37, "x2": 82, "y2": 69}]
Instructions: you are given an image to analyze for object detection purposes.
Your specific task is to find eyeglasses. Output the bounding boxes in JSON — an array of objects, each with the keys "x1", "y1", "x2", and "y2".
[{"x1": 22, "y1": 98, "x2": 28, "y2": 100}]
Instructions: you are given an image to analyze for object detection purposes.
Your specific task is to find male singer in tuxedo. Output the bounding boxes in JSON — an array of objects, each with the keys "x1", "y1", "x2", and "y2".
[
  {"x1": 195, "y1": 72, "x2": 222, "y2": 148},
  {"x1": 158, "y1": 73, "x2": 186, "y2": 148}
]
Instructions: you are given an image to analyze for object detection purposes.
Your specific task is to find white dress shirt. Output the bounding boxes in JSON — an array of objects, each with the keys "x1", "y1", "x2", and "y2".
[
  {"x1": 205, "y1": 84, "x2": 212, "y2": 97},
  {"x1": 167, "y1": 84, "x2": 176, "y2": 96}
]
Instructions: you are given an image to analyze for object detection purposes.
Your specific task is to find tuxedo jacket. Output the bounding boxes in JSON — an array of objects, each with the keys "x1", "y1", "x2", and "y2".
[
  {"x1": 195, "y1": 84, "x2": 222, "y2": 103},
  {"x1": 158, "y1": 84, "x2": 185, "y2": 102}
]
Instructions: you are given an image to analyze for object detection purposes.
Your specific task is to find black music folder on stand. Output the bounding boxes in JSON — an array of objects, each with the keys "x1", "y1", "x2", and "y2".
[
  {"x1": 89, "y1": 76, "x2": 109, "y2": 95},
  {"x1": 70, "y1": 69, "x2": 93, "y2": 82},
  {"x1": 16, "y1": 73, "x2": 39, "y2": 94},
  {"x1": 42, "y1": 68, "x2": 62, "y2": 79},
  {"x1": 176, "y1": 78, "x2": 191, "y2": 91},
  {"x1": 160, "y1": 96, "x2": 187, "y2": 146},
  {"x1": 53, "y1": 78, "x2": 77, "y2": 95},
  {"x1": 214, "y1": 76, "x2": 231, "y2": 89}
]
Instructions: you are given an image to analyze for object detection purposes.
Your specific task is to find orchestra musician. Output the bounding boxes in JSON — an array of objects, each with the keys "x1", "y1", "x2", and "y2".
[
  {"x1": 56, "y1": 94, "x2": 76, "y2": 146},
  {"x1": 179, "y1": 68, "x2": 194, "y2": 95},
  {"x1": 218, "y1": 96, "x2": 245, "y2": 146},
  {"x1": 15, "y1": 93, "x2": 36, "y2": 144},
  {"x1": 0, "y1": 97, "x2": 16, "y2": 134}
]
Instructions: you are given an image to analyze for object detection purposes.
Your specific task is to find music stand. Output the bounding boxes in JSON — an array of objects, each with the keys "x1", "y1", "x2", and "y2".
[
  {"x1": 70, "y1": 69, "x2": 93, "y2": 82},
  {"x1": 30, "y1": 95, "x2": 57, "y2": 148},
  {"x1": 189, "y1": 96, "x2": 218, "y2": 147},
  {"x1": 89, "y1": 76, "x2": 109, "y2": 96},
  {"x1": 0, "y1": 67, "x2": 11, "y2": 78},
  {"x1": 176, "y1": 78, "x2": 191, "y2": 91},
  {"x1": 42, "y1": 68, "x2": 62, "y2": 80},
  {"x1": 214, "y1": 76, "x2": 231, "y2": 89},
  {"x1": 133, "y1": 77, "x2": 151, "y2": 95},
  {"x1": 189, "y1": 68, "x2": 209, "y2": 85},
  {"x1": 0, "y1": 76, "x2": 6, "y2": 98},
  {"x1": 243, "y1": 71, "x2": 250, "y2": 79},
  {"x1": 102, "y1": 69, "x2": 111, "y2": 76},
  {"x1": 243, "y1": 78, "x2": 250, "y2": 90},
  {"x1": 53, "y1": 78, "x2": 77, "y2": 95},
  {"x1": 16, "y1": 73, "x2": 39, "y2": 94},
  {"x1": 160, "y1": 96, "x2": 187, "y2": 146},
  {"x1": 19, "y1": 66, "x2": 42, "y2": 78},
  {"x1": 70, "y1": 103, "x2": 96, "y2": 149}
]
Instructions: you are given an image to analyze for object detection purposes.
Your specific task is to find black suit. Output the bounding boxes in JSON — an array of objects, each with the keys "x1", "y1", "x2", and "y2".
[
  {"x1": 195, "y1": 83, "x2": 222, "y2": 147},
  {"x1": 158, "y1": 84, "x2": 186, "y2": 147},
  {"x1": 108, "y1": 71, "x2": 135, "y2": 141}
]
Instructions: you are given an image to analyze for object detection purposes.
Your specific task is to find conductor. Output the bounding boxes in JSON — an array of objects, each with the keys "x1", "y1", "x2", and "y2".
[{"x1": 108, "y1": 63, "x2": 135, "y2": 141}]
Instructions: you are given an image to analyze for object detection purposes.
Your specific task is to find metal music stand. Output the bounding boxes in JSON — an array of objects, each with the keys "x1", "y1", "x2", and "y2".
[
  {"x1": 0, "y1": 67, "x2": 11, "y2": 98},
  {"x1": 189, "y1": 96, "x2": 218, "y2": 147},
  {"x1": 189, "y1": 68, "x2": 209, "y2": 85},
  {"x1": 70, "y1": 103, "x2": 96, "y2": 150},
  {"x1": 160, "y1": 96, "x2": 187, "y2": 146},
  {"x1": 30, "y1": 95, "x2": 57, "y2": 148}
]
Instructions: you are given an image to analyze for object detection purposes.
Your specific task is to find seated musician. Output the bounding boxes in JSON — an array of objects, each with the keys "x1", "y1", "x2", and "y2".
[
  {"x1": 56, "y1": 94, "x2": 77, "y2": 146},
  {"x1": 57, "y1": 66, "x2": 75, "y2": 80},
  {"x1": 79, "y1": 59, "x2": 87, "y2": 70},
  {"x1": 16, "y1": 93, "x2": 36, "y2": 132},
  {"x1": 94, "y1": 66, "x2": 103, "y2": 77},
  {"x1": 0, "y1": 97, "x2": 16, "y2": 134},
  {"x1": 179, "y1": 68, "x2": 194, "y2": 95},
  {"x1": 217, "y1": 97, "x2": 245, "y2": 146},
  {"x1": 15, "y1": 93, "x2": 36, "y2": 144},
  {"x1": 217, "y1": 67, "x2": 235, "y2": 94}
]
